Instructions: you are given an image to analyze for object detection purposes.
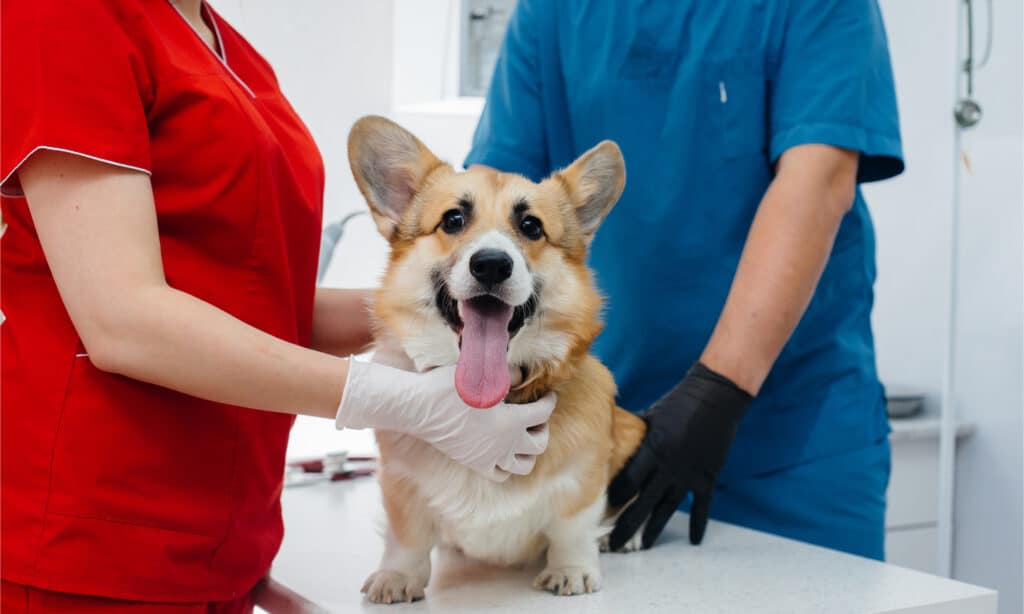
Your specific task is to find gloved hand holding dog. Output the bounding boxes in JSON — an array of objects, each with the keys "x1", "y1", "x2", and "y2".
[
  {"x1": 336, "y1": 350, "x2": 556, "y2": 483},
  {"x1": 608, "y1": 362, "x2": 752, "y2": 550}
]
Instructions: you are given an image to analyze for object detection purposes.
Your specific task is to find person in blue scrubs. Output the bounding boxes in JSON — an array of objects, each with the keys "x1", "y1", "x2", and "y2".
[{"x1": 465, "y1": 1, "x2": 904, "y2": 559}]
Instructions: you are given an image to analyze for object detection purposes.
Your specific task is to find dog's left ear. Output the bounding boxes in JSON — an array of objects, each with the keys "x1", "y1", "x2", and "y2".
[
  {"x1": 348, "y1": 115, "x2": 446, "y2": 239},
  {"x1": 556, "y1": 140, "x2": 626, "y2": 238}
]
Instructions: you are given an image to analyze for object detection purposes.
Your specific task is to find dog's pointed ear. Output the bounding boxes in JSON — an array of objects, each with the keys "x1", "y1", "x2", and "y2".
[
  {"x1": 552, "y1": 141, "x2": 622, "y2": 239},
  {"x1": 348, "y1": 116, "x2": 446, "y2": 239},
  {"x1": 556, "y1": 140, "x2": 625, "y2": 238}
]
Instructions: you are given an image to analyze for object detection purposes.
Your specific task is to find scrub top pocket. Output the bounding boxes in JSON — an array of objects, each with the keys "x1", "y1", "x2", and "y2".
[
  {"x1": 47, "y1": 355, "x2": 238, "y2": 538},
  {"x1": 701, "y1": 54, "x2": 768, "y2": 160}
]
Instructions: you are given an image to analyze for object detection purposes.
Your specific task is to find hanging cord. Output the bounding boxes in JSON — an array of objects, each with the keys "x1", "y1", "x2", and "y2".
[
  {"x1": 964, "y1": 0, "x2": 975, "y2": 96},
  {"x1": 962, "y1": 0, "x2": 995, "y2": 93},
  {"x1": 973, "y1": 0, "x2": 994, "y2": 70}
]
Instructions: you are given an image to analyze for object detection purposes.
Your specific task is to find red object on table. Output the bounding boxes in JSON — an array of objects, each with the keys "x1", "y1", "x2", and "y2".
[{"x1": 288, "y1": 455, "x2": 376, "y2": 473}]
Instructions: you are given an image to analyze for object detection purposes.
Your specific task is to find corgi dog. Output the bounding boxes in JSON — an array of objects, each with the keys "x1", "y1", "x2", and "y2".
[{"x1": 347, "y1": 116, "x2": 647, "y2": 603}]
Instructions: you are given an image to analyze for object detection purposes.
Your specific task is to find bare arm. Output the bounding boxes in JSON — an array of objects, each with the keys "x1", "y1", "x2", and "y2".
[
  {"x1": 700, "y1": 144, "x2": 859, "y2": 393},
  {"x1": 20, "y1": 151, "x2": 346, "y2": 419},
  {"x1": 310, "y1": 288, "x2": 375, "y2": 356}
]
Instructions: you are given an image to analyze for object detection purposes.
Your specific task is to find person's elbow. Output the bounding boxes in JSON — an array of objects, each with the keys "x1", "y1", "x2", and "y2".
[
  {"x1": 79, "y1": 317, "x2": 133, "y2": 374},
  {"x1": 75, "y1": 287, "x2": 160, "y2": 375}
]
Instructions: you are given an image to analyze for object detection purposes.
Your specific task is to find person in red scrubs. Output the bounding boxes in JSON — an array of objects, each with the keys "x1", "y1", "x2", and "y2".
[{"x1": 0, "y1": 1, "x2": 555, "y2": 611}]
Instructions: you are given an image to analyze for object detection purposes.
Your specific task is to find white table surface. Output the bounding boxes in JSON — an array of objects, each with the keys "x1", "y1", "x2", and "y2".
[{"x1": 263, "y1": 478, "x2": 996, "y2": 614}]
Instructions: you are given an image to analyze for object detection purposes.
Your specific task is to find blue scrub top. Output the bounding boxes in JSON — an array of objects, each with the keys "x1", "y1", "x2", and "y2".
[{"x1": 465, "y1": 0, "x2": 904, "y2": 481}]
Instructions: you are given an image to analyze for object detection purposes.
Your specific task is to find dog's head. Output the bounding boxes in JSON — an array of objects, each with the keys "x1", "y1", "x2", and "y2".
[{"x1": 349, "y1": 116, "x2": 625, "y2": 408}]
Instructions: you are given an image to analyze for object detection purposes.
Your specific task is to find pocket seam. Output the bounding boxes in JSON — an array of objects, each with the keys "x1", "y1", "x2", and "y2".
[
  {"x1": 701, "y1": 54, "x2": 767, "y2": 160},
  {"x1": 32, "y1": 351, "x2": 82, "y2": 576},
  {"x1": 45, "y1": 507, "x2": 224, "y2": 539}
]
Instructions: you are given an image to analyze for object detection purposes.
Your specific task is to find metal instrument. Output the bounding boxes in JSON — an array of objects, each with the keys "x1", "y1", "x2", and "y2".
[{"x1": 954, "y1": 0, "x2": 993, "y2": 128}]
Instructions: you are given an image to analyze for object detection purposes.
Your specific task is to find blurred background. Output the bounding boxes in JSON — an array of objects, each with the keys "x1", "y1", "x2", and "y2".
[{"x1": 207, "y1": 1, "x2": 1022, "y2": 610}]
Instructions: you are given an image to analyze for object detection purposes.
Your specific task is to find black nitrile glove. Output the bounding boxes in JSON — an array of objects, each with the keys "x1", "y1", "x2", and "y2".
[{"x1": 608, "y1": 362, "x2": 752, "y2": 550}]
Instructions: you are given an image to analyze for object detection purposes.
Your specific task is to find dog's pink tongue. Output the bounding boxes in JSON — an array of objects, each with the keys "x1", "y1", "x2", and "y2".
[{"x1": 455, "y1": 299, "x2": 514, "y2": 409}]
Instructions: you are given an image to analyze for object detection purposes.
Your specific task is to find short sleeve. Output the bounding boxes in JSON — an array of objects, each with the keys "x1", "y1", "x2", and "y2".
[
  {"x1": 769, "y1": 0, "x2": 904, "y2": 182},
  {"x1": 1, "y1": 0, "x2": 152, "y2": 197},
  {"x1": 463, "y1": 0, "x2": 549, "y2": 181}
]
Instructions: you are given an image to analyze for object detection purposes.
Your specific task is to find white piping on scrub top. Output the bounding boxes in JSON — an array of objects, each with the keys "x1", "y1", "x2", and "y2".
[
  {"x1": 166, "y1": 0, "x2": 256, "y2": 99},
  {"x1": 0, "y1": 146, "x2": 152, "y2": 198}
]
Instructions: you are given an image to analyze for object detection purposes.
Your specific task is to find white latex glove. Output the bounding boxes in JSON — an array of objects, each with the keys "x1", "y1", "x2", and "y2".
[{"x1": 336, "y1": 357, "x2": 556, "y2": 482}]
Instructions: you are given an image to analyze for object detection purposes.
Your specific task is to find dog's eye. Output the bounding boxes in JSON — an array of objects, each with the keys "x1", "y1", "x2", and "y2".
[
  {"x1": 519, "y1": 215, "x2": 543, "y2": 241},
  {"x1": 440, "y1": 209, "x2": 466, "y2": 234}
]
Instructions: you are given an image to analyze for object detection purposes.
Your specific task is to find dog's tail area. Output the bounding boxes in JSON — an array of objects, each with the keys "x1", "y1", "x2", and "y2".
[
  {"x1": 600, "y1": 407, "x2": 648, "y2": 548},
  {"x1": 608, "y1": 406, "x2": 646, "y2": 479}
]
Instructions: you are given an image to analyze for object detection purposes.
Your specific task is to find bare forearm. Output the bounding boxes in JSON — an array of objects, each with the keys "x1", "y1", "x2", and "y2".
[
  {"x1": 310, "y1": 287, "x2": 375, "y2": 356},
  {"x1": 701, "y1": 145, "x2": 857, "y2": 393},
  {"x1": 19, "y1": 152, "x2": 350, "y2": 420},
  {"x1": 90, "y1": 284, "x2": 346, "y2": 419}
]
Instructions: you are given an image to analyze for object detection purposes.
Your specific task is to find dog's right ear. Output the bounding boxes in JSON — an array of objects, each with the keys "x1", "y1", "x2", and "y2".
[{"x1": 348, "y1": 116, "x2": 445, "y2": 239}]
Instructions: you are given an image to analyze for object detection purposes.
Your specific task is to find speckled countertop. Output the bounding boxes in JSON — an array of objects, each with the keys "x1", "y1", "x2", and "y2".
[{"x1": 263, "y1": 478, "x2": 995, "y2": 614}]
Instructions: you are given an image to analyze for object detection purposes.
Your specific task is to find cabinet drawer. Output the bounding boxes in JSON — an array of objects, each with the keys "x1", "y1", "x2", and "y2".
[
  {"x1": 885, "y1": 525, "x2": 938, "y2": 574},
  {"x1": 886, "y1": 437, "x2": 940, "y2": 528}
]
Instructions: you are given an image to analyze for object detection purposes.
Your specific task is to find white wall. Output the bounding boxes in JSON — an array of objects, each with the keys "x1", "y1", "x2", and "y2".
[
  {"x1": 866, "y1": 1, "x2": 1022, "y2": 612},
  {"x1": 947, "y1": 1, "x2": 1023, "y2": 612},
  {"x1": 865, "y1": 1, "x2": 958, "y2": 414},
  {"x1": 391, "y1": 0, "x2": 462, "y2": 107}
]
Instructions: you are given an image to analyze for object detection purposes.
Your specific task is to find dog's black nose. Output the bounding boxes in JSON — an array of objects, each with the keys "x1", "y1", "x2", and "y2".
[{"x1": 469, "y1": 249, "x2": 513, "y2": 287}]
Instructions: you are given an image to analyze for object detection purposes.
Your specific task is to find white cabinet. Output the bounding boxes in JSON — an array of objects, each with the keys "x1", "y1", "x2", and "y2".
[
  {"x1": 887, "y1": 526, "x2": 940, "y2": 575},
  {"x1": 887, "y1": 434, "x2": 942, "y2": 529},
  {"x1": 885, "y1": 418, "x2": 975, "y2": 572}
]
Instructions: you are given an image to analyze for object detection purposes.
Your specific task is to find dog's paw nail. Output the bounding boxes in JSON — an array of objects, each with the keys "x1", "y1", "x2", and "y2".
[{"x1": 533, "y1": 566, "x2": 602, "y2": 596}]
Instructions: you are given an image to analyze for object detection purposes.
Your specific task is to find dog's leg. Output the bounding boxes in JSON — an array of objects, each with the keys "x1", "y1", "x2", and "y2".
[
  {"x1": 534, "y1": 496, "x2": 605, "y2": 596},
  {"x1": 362, "y1": 472, "x2": 436, "y2": 604},
  {"x1": 598, "y1": 405, "x2": 649, "y2": 554},
  {"x1": 598, "y1": 517, "x2": 646, "y2": 553}
]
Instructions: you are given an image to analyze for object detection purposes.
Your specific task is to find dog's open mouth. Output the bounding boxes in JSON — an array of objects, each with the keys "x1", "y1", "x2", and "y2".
[
  {"x1": 435, "y1": 279, "x2": 538, "y2": 409},
  {"x1": 455, "y1": 295, "x2": 513, "y2": 409}
]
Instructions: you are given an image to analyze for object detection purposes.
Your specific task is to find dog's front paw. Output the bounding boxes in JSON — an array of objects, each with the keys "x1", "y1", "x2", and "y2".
[
  {"x1": 361, "y1": 569, "x2": 427, "y2": 604},
  {"x1": 533, "y1": 566, "x2": 602, "y2": 596}
]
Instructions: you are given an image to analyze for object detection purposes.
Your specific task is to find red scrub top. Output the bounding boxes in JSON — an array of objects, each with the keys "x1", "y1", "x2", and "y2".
[{"x1": 1, "y1": 0, "x2": 324, "y2": 602}]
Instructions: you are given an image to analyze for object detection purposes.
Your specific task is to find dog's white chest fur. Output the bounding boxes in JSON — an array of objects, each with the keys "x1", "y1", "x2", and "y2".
[{"x1": 377, "y1": 431, "x2": 596, "y2": 566}]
